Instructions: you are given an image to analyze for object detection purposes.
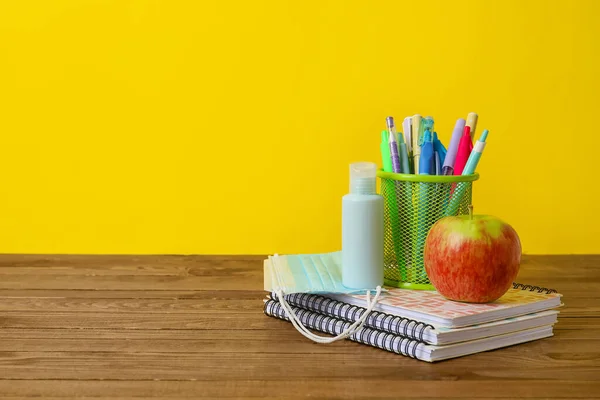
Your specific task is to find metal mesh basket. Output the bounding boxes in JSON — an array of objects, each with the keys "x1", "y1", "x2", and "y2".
[{"x1": 377, "y1": 170, "x2": 480, "y2": 290}]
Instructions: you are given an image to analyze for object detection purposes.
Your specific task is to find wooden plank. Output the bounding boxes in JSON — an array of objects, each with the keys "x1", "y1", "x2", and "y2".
[
  {"x1": 0, "y1": 380, "x2": 599, "y2": 398},
  {"x1": 0, "y1": 259, "x2": 261, "y2": 277},
  {"x1": 2, "y1": 398, "x2": 599, "y2": 400},
  {"x1": 0, "y1": 271, "x2": 594, "y2": 292},
  {"x1": 0, "y1": 289, "x2": 264, "y2": 299},
  {"x1": 2, "y1": 398, "x2": 600, "y2": 400},
  {"x1": 0, "y1": 311, "x2": 273, "y2": 330},
  {"x1": 0, "y1": 296, "x2": 593, "y2": 316},
  {"x1": 0, "y1": 275, "x2": 263, "y2": 290},
  {"x1": 0, "y1": 255, "x2": 265, "y2": 290},
  {"x1": 0, "y1": 297, "x2": 261, "y2": 313},
  {"x1": 0, "y1": 334, "x2": 596, "y2": 359},
  {"x1": 0, "y1": 324, "x2": 594, "y2": 343},
  {"x1": 0, "y1": 310, "x2": 592, "y2": 331},
  {"x1": 0, "y1": 254, "x2": 265, "y2": 267}
]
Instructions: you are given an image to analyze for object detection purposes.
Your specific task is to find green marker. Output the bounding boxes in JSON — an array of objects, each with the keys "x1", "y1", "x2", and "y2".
[{"x1": 380, "y1": 130, "x2": 393, "y2": 173}]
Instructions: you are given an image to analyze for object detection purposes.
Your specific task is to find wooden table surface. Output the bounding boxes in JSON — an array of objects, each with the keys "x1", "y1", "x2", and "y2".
[{"x1": 0, "y1": 254, "x2": 598, "y2": 399}]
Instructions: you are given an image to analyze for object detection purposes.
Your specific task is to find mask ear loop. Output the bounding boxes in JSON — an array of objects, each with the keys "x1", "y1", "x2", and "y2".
[{"x1": 271, "y1": 254, "x2": 382, "y2": 344}]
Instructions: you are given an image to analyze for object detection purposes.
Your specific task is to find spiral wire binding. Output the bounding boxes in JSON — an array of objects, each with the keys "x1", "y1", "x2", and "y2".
[
  {"x1": 270, "y1": 292, "x2": 434, "y2": 343},
  {"x1": 512, "y1": 282, "x2": 558, "y2": 294},
  {"x1": 264, "y1": 299, "x2": 425, "y2": 359}
]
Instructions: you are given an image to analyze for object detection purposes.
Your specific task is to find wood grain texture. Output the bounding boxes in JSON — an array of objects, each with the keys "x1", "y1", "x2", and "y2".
[{"x1": 0, "y1": 254, "x2": 598, "y2": 399}]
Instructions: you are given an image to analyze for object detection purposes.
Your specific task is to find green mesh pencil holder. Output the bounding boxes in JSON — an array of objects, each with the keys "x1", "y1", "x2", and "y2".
[{"x1": 377, "y1": 170, "x2": 480, "y2": 290}]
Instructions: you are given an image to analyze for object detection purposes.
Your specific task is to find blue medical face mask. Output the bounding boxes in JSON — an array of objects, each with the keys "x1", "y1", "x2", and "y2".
[
  {"x1": 264, "y1": 251, "x2": 377, "y2": 295},
  {"x1": 264, "y1": 251, "x2": 383, "y2": 344}
]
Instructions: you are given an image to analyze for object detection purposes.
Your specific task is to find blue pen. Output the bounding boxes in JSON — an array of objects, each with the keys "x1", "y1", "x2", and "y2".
[
  {"x1": 421, "y1": 117, "x2": 434, "y2": 142},
  {"x1": 432, "y1": 132, "x2": 447, "y2": 167},
  {"x1": 419, "y1": 130, "x2": 434, "y2": 175}
]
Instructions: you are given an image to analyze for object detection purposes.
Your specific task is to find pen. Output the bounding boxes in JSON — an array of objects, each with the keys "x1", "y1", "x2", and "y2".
[
  {"x1": 466, "y1": 112, "x2": 478, "y2": 138},
  {"x1": 386, "y1": 117, "x2": 402, "y2": 173},
  {"x1": 388, "y1": 130, "x2": 402, "y2": 173},
  {"x1": 442, "y1": 118, "x2": 466, "y2": 175},
  {"x1": 462, "y1": 129, "x2": 489, "y2": 174},
  {"x1": 445, "y1": 130, "x2": 490, "y2": 216},
  {"x1": 453, "y1": 125, "x2": 473, "y2": 175},
  {"x1": 402, "y1": 117, "x2": 413, "y2": 173},
  {"x1": 387, "y1": 117, "x2": 411, "y2": 174},
  {"x1": 422, "y1": 116, "x2": 434, "y2": 135},
  {"x1": 420, "y1": 116, "x2": 434, "y2": 172},
  {"x1": 411, "y1": 115, "x2": 422, "y2": 174},
  {"x1": 386, "y1": 116, "x2": 397, "y2": 139},
  {"x1": 419, "y1": 129, "x2": 434, "y2": 175},
  {"x1": 397, "y1": 134, "x2": 411, "y2": 174},
  {"x1": 432, "y1": 131, "x2": 447, "y2": 167},
  {"x1": 387, "y1": 116, "x2": 411, "y2": 174}
]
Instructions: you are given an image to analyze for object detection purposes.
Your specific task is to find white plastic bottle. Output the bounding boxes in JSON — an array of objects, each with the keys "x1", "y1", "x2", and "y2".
[{"x1": 342, "y1": 162, "x2": 384, "y2": 289}]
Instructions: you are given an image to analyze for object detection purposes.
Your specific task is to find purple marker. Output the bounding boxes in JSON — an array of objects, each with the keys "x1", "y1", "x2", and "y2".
[
  {"x1": 388, "y1": 131, "x2": 402, "y2": 173},
  {"x1": 386, "y1": 117, "x2": 402, "y2": 173},
  {"x1": 442, "y1": 118, "x2": 466, "y2": 175}
]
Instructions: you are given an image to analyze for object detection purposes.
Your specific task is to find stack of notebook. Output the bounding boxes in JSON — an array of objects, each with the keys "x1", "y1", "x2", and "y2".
[{"x1": 264, "y1": 281, "x2": 563, "y2": 362}]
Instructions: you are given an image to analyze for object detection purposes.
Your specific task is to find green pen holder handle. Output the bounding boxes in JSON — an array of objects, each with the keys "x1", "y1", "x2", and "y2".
[{"x1": 377, "y1": 170, "x2": 480, "y2": 290}]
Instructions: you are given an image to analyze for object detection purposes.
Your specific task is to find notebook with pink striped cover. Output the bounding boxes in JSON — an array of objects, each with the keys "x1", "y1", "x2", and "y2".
[{"x1": 326, "y1": 283, "x2": 562, "y2": 328}]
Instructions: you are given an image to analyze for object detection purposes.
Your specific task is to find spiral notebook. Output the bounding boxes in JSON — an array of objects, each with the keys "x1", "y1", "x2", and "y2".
[
  {"x1": 323, "y1": 283, "x2": 562, "y2": 328},
  {"x1": 264, "y1": 299, "x2": 554, "y2": 362},
  {"x1": 269, "y1": 291, "x2": 559, "y2": 345}
]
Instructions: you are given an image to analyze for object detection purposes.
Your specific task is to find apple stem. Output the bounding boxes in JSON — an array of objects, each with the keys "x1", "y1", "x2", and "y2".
[{"x1": 469, "y1": 205, "x2": 474, "y2": 220}]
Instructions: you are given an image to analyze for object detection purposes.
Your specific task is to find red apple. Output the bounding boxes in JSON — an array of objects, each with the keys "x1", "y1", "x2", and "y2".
[{"x1": 423, "y1": 209, "x2": 521, "y2": 303}]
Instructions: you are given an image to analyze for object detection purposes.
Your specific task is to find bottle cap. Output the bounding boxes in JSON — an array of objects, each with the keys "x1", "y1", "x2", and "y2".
[{"x1": 350, "y1": 162, "x2": 377, "y2": 195}]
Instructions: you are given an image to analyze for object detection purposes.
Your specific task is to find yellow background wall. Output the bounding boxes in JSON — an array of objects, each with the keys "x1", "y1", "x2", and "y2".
[{"x1": 0, "y1": 0, "x2": 597, "y2": 255}]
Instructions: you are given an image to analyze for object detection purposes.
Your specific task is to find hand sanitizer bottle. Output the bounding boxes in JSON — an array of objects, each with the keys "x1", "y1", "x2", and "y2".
[{"x1": 342, "y1": 162, "x2": 384, "y2": 289}]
